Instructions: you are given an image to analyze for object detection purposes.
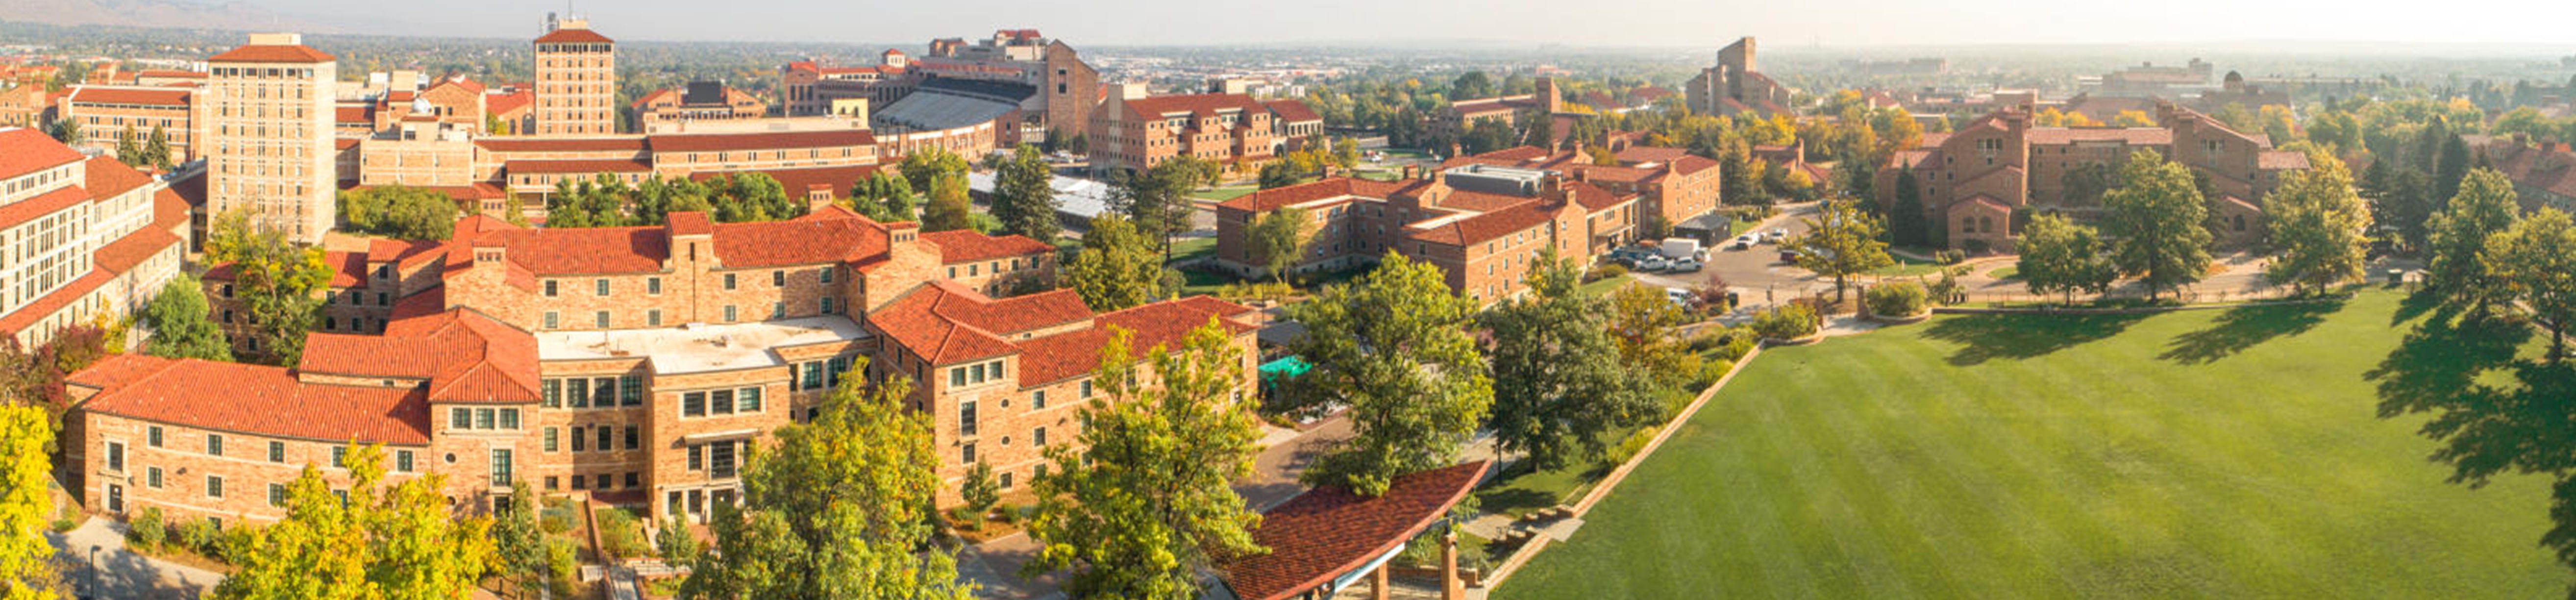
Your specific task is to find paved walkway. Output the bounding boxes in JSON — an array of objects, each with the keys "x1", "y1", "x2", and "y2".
[{"x1": 48, "y1": 516, "x2": 223, "y2": 600}]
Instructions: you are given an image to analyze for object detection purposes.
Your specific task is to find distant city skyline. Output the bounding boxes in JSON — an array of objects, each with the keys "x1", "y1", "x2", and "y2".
[{"x1": 207, "y1": 0, "x2": 2576, "y2": 49}]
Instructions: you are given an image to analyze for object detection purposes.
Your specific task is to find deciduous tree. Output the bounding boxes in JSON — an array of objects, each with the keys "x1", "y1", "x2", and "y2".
[
  {"x1": 337, "y1": 185, "x2": 459, "y2": 241},
  {"x1": 207, "y1": 210, "x2": 333, "y2": 365},
  {"x1": 2487, "y1": 208, "x2": 2576, "y2": 358},
  {"x1": 2103, "y1": 150, "x2": 2212, "y2": 300},
  {"x1": 1278, "y1": 251, "x2": 1492, "y2": 496},
  {"x1": 991, "y1": 144, "x2": 1061, "y2": 244},
  {"x1": 2016, "y1": 213, "x2": 2118, "y2": 304},
  {"x1": 1484, "y1": 250, "x2": 1662, "y2": 471},
  {"x1": 1789, "y1": 200, "x2": 1896, "y2": 302},
  {"x1": 1245, "y1": 207, "x2": 1313, "y2": 283},
  {"x1": 1023, "y1": 322, "x2": 1265, "y2": 600},
  {"x1": 214, "y1": 445, "x2": 496, "y2": 599},
  {"x1": 1064, "y1": 214, "x2": 1165, "y2": 311},
  {"x1": 0, "y1": 404, "x2": 63, "y2": 599},
  {"x1": 141, "y1": 277, "x2": 231, "y2": 362},
  {"x1": 2262, "y1": 153, "x2": 2371, "y2": 294},
  {"x1": 921, "y1": 171, "x2": 975, "y2": 232},
  {"x1": 673, "y1": 365, "x2": 974, "y2": 600},
  {"x1": 2427, "y1": 168, "x2": 2521, "y2": 313}
]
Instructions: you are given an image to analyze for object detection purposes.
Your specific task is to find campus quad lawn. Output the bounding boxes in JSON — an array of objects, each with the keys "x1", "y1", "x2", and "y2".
[{"x1": 1498, "y1": 290, "x2": 2575, "y2": 599}]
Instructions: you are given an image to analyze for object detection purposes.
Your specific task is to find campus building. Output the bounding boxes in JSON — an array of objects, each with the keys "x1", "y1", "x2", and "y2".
[
  {"x1": 632, "y1": 82, "x2": 768, "y2": 130},
  {"x1": 1430, "y1": 77, "x2": 1563, "y2": 147},
  {"x1": 1212, "y1": 161, "x2": 1646, "y2": 306},
  {"x1": 0, "y1": 128, "x2": 191, "y2": 348},
  {"x1": 533, "y1": 16, "x2": 617, "y2": 137},
  {"x1": 69, "y1": 205, "x2": 1262, "y2": 526},
  {"x1": 203, "y1": 33, "x2": 338, "y2": 243},
  {"x1": 1875, "y1": 100, "x2": 2311, "y2": 252},
  {"x1": 57, "y1": 85, "x2": 197, "y2": 162},
  {"x1": 1684, "y1": 38, "x2": 1797, "y2": 117},
  {"x1": 1089, "y1": 91, "x2": 1280, "y2": 178}
]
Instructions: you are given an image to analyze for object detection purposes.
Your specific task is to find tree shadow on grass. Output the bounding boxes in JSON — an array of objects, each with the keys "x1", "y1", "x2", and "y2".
[
  {"x1": 2366, "y1": 309, "x2": 2576, "y2": 579},
  {"x1": 2157, "y1": 299, "x2": 2347, "y2": 365},
  {"x1": 1922, "y1": 312, "x2": 2152, "y2": 366},
  {"x1": 2389, "y1": 289, "x2": 2445, "y2": 327}
]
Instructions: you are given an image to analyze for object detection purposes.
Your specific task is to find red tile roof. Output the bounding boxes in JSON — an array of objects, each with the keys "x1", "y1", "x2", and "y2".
[
  {"x1": 665, "y1": 211, "x2": 713, "y2": 236},
  {"x1": 869, "y1": 282, "x2": 1094, "y2": 366},
  {"x1": 0, "y1": 186, "x2": 93, "y2": 229},
  {"x1": 91, "y1": 225, "x2": 178, "y2": 275},
  {"x1": 711, "y1": 216, "x2": 891, "y2": 268},
  {"x1": 335, "y1": 104, "x2": 373, "y2": 124},
  {"x1": 1263, "y1": 99, "x2": 1321, "y2": 124},
  {"x1": 486, "y1": 90, "x2": 533, "y2": 116},
  {"x1": 1612, "y1": 146, "x2": 1690, "y2": 165},
  {"x1": 301, "y1": 308, "x2": 541, "y2": 403},
  {"x1": 2258, "y1": 150, "x2": 2310, "y2": 170},
  {"x1": 0, "y1": 269, "x2": 107, "y2": 337},
  {"x1": 82, "y1": 156, "x2": 154, "y2": 199},
  {"x1": 68, "y1": 354, "x2": 434, "y2": 445},
  {"x1": 0, "y1": 127, "x2": 84, "y2": 180},
  {"x1": 1223, "y1": 461, "x2": 1490, "y2": 600},
  {"x1": 474, "y1": 136, "x2": 647, "y2": 154},
  {"x1": 1014, "y1": 296, "x2": 1258, "y2": 387},
  {"x1": 1219, "y1": 177, "x2": 1409, "y2": 213},
  {"x1": 534, "y1": 28, "x2": 616, "y2": 45},
  {"x1": 685, "y1": 164, "x2": 879, "y2": 202},
  {"x1": 919, "y1": 229, "x2": 1055, "y2": 264},
  {"x1": 2025, "y1": 127, "x2": 2172, "y2": 145},
  {"x1": 1123, "y1": 94, "x2": 1267, "y2": 121},
  {"x1": 208, "y1": 44, "x2": 335, "y2": 64},
  {"x1": 505, "y1": 158, "x2": 653, "y2": 175},
  {"x1": 1407, "y1": 197, "x2": 1564, "y2": 247},
  {"x1": 65, "y1": 86, "x2": 190, "y2": 107},
  {"x1": 650, "y1": 129, "x2": 876, "y2": 153},
  {"x1": 480, "y1": 226, "x2": 672, "y2": 275}
]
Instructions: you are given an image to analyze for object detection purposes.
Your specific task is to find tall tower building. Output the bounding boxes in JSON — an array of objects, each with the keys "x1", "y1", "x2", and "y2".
[
  {"x1": 204, "y1": 33, "x2": 337, "y2": 242},
  {"x1": 534, "y1": 16, "x2": 617, "y2": 137}
]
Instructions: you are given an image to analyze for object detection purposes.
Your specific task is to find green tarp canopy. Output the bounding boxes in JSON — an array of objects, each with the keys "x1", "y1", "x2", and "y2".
[{"x1": 1259, "y1": 356, "x2": 1311, "y2": 382}]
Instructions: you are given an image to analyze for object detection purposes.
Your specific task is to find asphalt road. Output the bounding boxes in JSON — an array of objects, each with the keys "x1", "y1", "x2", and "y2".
[{"x1": 1628, "y1": 201, "x2": 1832, "y2": 310}]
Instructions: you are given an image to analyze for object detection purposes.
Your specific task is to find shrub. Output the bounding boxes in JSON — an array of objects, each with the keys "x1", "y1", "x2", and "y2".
[
  {"x1": 127, "y1": 507, "x2": 165, "y2": 550},
  {"x1": 50, "y1": 519, "x2": 73, "y2": 533},
  {"x1": 595, "y1": 508, "x2": 648, "y2": 559},
  {"x1": 539, "y1": 500, "x2": 578, "y2": 535},
  {"x1": 215, "y1": 525, "x2": 257, "y2": 564},
  {"x1": 1694, "y1": 358, "x2": 1736, "y2": 388},
  {"x1": 1583, "y1": 264, "x2": 1628, "y2": 283},
  {"x1": 176, "y1": 518, "x2": 219, "y2": 554},
  {"x1": 1865, "y1": 282, "x2": 1931, "y2": 318},
  {"x1": 1609, "y1": 426, "x2": 1660, "y2": 464},
  {"x1": 961, "y1": 462, "x2": 1001, "y2": 515},
  {"x1": 1935, "y1": 249, "x2": 1967, "y2": 265},
  {"x1": 1752, "y1": 303, "x2": 1820, "y2": 340},
  {"x1": 1962, "y1": 238, "x2": 1991, "y2": 255}
]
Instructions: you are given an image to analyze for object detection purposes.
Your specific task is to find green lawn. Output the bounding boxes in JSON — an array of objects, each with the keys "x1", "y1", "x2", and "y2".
[
  {"x1": 1988, "y1": 266, "x2": 2020, "y2": 280},
  {"x1": 1169, "y1": 237, "x2": 1217, "y2": 264},
  {"x1": 1498, "y1": 290, "x2": 2575, "y2": 599},
  {"x1": 1578, "y1": 276, "x2": 1639, "y2": 299},
  {"x1": 1868, "y1": 253, "x2": 1947, "y2": 277}
]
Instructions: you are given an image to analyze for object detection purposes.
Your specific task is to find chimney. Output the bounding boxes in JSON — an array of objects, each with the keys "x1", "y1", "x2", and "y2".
[
  {"x1": 1401, "y1": 165, "x2": 1420, "y2": 180},
  {"x1": 807, "y1": 183, "x2": 837, "y2": 212}
]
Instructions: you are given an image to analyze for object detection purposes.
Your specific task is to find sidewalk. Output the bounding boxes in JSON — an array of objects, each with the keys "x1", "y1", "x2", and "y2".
[{"x1": 48, "y1": 516, "x2": 223, "y2": 600}]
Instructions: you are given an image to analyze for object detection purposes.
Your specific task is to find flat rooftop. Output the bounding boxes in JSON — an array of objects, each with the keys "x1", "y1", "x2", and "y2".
[{"x1": 536, "y1": 315, "x2": 870, "y2": 375}]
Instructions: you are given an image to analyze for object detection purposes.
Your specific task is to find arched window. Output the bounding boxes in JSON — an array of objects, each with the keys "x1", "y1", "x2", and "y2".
[
  {"x1": 2233, "y1": 214, "x2": 2247, "y2": 231},
  {"x1": 1963, "y1": 216, "x2": 1977, "y2": 232},
  {"x1": 1980, "y1": 216, "x2": 1995, "y2": 233}
]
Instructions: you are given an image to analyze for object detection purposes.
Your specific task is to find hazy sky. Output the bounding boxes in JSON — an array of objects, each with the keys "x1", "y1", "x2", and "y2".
[{"x1": 242, "y1": 0, "x2": 2576, "y2": 48}]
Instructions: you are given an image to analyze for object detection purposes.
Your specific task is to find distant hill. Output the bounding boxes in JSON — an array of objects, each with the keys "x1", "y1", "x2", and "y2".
[{"x1": 2, "y1": 0, "x2": 324, "y2": 33}]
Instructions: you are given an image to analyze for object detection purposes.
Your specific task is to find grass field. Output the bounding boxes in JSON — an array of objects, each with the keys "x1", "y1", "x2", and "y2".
[
  {"x1": 1869, "y1": 253, "x2": 1949, "y2": 277},
  {"x1": 1497, "y1": 290, "x2": 2574, "y2": 599},
  {"x1": 1189, "y1": 186, "x2": 1259, "y2": 202}
]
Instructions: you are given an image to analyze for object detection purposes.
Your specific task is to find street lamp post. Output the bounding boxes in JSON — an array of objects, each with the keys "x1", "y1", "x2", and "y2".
[{"x1": 87, "y1": 545, "x2": 100, "y2": 600}]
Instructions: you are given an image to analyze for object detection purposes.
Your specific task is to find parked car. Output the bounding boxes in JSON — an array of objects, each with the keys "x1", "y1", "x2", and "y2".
[
  {"x1": 1731, "y1": 234, "x2": 1759, "y2": 250},
  {"x1": 1665, "y1": 287, "x2": 1695, "y2": 306},
  {"x1": 1765, "y1": 228, "x2": 1790, "y2": 243},
  {"x1": 1668, "y1": 257, "x2": 1704, "y2": 273},
  {"x1": 1778, "y1": 250, "x2": 1801, "y2": 263},
  {"x1": 1635, "y1": 256, "x2": 1671, "y2": 272},
  {"x1": 1608, "y1": 247, "x2": 1660, "y2": 266}
]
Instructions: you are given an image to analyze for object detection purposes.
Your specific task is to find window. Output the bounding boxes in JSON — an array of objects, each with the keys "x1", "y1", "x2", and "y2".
[
  {"x1": 268, "y1": 483, "x2": 286, "y2": 506},
  {"x1": 1080, "y1": 380, "x2": 1094, "y2": 399},
  {"x1": 544, "y1": 280, "x2": 558, "y2": 297},
  {"x1": 624, "y1": 426, "x2": 640, "y2": 450},
  {"x1": 475, "y1": 408, "x2": 495, "y2": 429},
  {"x1": 688, "y1": 445, "x2": 703, "y2": 471},
  {"x1": 1035, "y1": 426, "x2": 1046, "y2": 447},
  {"x1": 620, "y1": 375, "x2": 644, "y2": 405},
  {"x1": 710, "y1": 390, "x2": 735, "y2": 415},
  {"x1": 709, "y1": 442, "x2": 738, "y2": 479},
  {"x1": 545, "y1": 476, "x2": 559, "y2": 491},
  {"x1": 1001, "y1": 472, "x2": 1013, "y2": 490},
  {"x1": 826, "y1": 356, "x2": 850, "y2": 389},
  {"x1": 396, "y1": 450, "x2": 414, "y2": 473},
  {"x1": 739, "y1": 387, "x2": 762, "y2": 413},
  {"x1": 544, "y1": 312, "x2": 560, "y2": 329},
  {"x1": 206, "y1": 475, "x2": 224, "y2": 499},
  {"x1": 820, "y1": 267, "x2": 835, "y2": 283},
  {"x1": 595, "y1": 278, "x2": 610, "y2": 296},
  {"x1": 593, "y1": 378, "x2": 616, "y2": 407},
  {"x1": 106, "y1": 442, "x2": 123, "y2": 472},
  {"x1": 724, "y1": 305, "x2": 737, "y2": 322},
  {"x1": 571, "y1": 427, "x2": 587, "y2": 451},
  {"x1": 595, "y1": 311, "x2": 610, "y2": 328},
  {"x1": 960, "y1": 401, "x2": 977, "y2": 437},
  {"x1": 450, "y1": 407, "x2": 470, "y2": 429},
  {"x1": 206, "y1": 434, "x2": 223, "y2": 457},
  {"x1": 332, "y1": 447, "x2": 347, "y2": 468},
  {"x1": 499, "y1": 408, "x2": 520, "y2": 429},
  {"x1": 491, "y1": 450, "x2": 513, "y2": 487},
  {"x1": 648, "y1": 310, "x2": 663, "y2": 327},
  {"x1": 595, "y1": 474, "x2": 612, "y2": 490},
  {"x1": 147, "y1": 467, "x2": 162, "y2": 488},
  {"x1": 683, "y1": 392, "x2": 706, "y2": 417},
  {"x1": 625, "y1": 472, "x2": 640, "y2": 488},
  {"x1": 569, "y1": 379, "x2": 590, "y2": 408},
  {"x1": 801, "y1": 361, "x2": 825, "y2": 390},
  {"x1": 951, "y1": 367, "x2": 966, "y2": 387},
  {"x1": 772, "y1": 302, "x2": 785, "y2": 319},
  {"x1": 962, "y1": 443, "x2": 976, "y2": 464},
  {"x1": 148, "y1": 426, "x2": 162, "y2": 447},
  {"x1": 773, "y1": 271, "x2": 785, "y2": 287},
  {"x1": 723, "y1": 273, "x2": 737, "y2": 290},
  {"x1": 648, "y1": 277, "x2": 663, "y2": 295},
  {"x1": 820, "y1": 297, "x2": 836, "y2": 314},
  {"x1": 545, "y1": 428, "x2": 559, "y2": 452},
  {"x1": 268, "y1": 441, "x2": 285, "y2": 463},
  {"x1": 543, "y1": 379, "x2": 562, "y2": 407},
  {"x1": 595, "y1": 426, "x2": 612, "y2": 452}
]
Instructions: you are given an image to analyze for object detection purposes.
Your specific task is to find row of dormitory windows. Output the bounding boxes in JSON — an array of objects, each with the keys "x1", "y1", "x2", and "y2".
[
  {"x1": 109, "y1": 434, "x2": 422, "y2": 489},
  {"x1": 543, "y1": 425, "x2": 638, "y2": 452},
  {"x1": 543, "y1": 375, "x2": 645, "y2": 408},
  {"x1": 447, "y1": 406, "x2": 524, "y2": 430},
  {"x1": 545, "y1": 472, "x2": 641, "y2": 492},
  {"x1": 952, "y1": 382, "x2": 1087, "y2": 440},
  {"x1": 79, "y1": 116, "x2": 184, "y2": 130},
  {"x1": 212, "y1": 67, "x2": 317, "y2": 79},
  {"x1": 945, "y1": 258, "x2": 1042, "y2": 280},
  {"x1": 790, "y1": 356, "x2": 855, "y2": 391},
  {"x1": 680, "y1": 387, "x2": 765, "y2": 418},
  {"x1": 540, "y1": 298, "x2": 842, "y2": 329},
  {"x1": 543, "y1": 267, "x2": 842, "y2": 299}
]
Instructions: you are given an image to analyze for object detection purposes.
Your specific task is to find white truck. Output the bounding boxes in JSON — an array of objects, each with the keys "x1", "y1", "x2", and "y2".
[{"x1": 1659, "y1": 238, "x2": 1706, "y2": 261}]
